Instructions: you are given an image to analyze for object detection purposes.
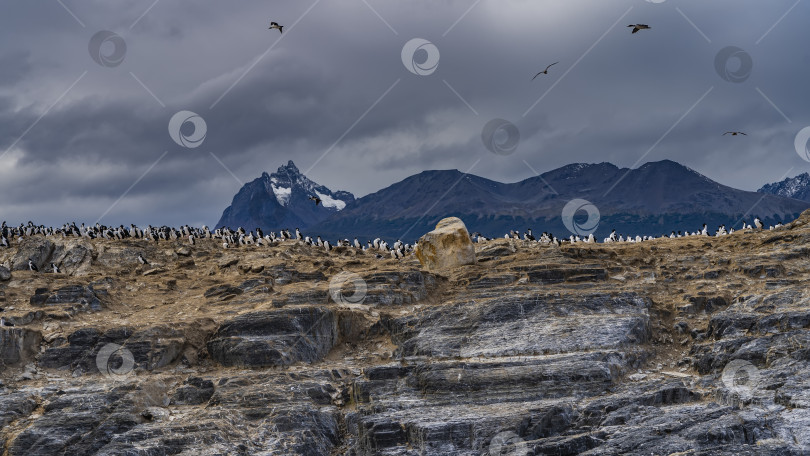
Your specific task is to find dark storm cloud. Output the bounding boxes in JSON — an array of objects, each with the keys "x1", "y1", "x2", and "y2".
[
  {"x1": 0, "y1": 51, "x2": 33, "y2": 85},
  {"x1": 0, "y1": 0, "x2": 809, "y2": 227}
]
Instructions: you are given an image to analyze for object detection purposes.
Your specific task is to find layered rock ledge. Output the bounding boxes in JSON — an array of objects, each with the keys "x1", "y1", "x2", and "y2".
[{"x1": 2, "y1": 214, "x2": 810, "y2": 454}]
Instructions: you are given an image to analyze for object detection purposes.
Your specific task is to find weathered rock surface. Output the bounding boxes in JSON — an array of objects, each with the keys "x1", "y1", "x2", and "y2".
[
  {"x1": 10, "y1": 239, "x2": 54, "y2": 271},
  {"x1": 208, "y1": 307, "x2": 338, "y2": 367},
  {"x1": 414, "y1": 217, "x2": 476, "y2": 271},
  {"x1": 2, "y1": 214, "x2": 810, "y2": 454},
  {"x1": 29, "y1": 284, "x2": 107, "y2": 315},
  {"x1": 0, "y1": 328, "x2": 42, "y2": 368},
  {"x1": 35, "y1": 321, "x2": 212, "y2": 376}
]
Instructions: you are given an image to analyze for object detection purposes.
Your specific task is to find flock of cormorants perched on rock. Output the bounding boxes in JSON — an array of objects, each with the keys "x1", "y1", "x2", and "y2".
[
  {"x1": 0, "y1": 221, "x2": 418, "y2": 264},
  {"x1": 484, "y1": 216, "x2": 781, "y2": 245},
  {"x1": 0, "y1": 215, "x2": 789, "y2": 269}
]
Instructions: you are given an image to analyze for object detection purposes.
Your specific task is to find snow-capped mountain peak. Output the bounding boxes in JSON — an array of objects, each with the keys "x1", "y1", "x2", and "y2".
[{"x1": 216, "y1": 161, "x2": 355, "y2": 230}]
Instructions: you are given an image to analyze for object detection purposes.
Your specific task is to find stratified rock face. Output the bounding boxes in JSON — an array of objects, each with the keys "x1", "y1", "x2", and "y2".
[
  {"x1": 0, "y1": 328, "x2": 42, "y2": 368},
  {"x1": 388, "y1": 292, "x2": 650, "y2": 358},
  {"x1": 3, "y1": 214, "x2": 810, "y2": 454},
  {"x1": 38, "y1": 325, "x2": 191, "y2": 374},
  {"x1": 207, "y1": 307, "x2": 338, "y2": 367},
  {"x1": 170, "y1": 377, "x2": 215, "y2": 405},
  {"x1": 29, "y1": 285, "x2": 107, "y2": 314},
  {"x1": 414, "y1": 217, "x2": 476, "y2": 271}
]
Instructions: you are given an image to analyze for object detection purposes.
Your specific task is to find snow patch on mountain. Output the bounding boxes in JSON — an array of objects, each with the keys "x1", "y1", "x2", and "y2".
[
  {"x1": 272, "y1": 184, "x2": 291, "y2": 206},
  {"x1": 315, "y1": 191, "x2": 346, "y2": 210}
]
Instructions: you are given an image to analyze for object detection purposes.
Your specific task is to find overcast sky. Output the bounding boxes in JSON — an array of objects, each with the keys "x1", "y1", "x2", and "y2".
[{"x1": 1, "y1": 0, "x2": 809, "y2": 227}]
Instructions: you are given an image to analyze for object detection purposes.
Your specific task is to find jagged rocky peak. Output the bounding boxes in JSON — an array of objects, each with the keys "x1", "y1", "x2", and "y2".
[
  {"x1": 216, "y1": 160, "x2": 355, "y2": 231},
  {"x1": 260, "y1": 160, "x2": 353, "y2": 210},
  {"x1": 759, "y1": 172, "x2": 810, "y2": 202}
]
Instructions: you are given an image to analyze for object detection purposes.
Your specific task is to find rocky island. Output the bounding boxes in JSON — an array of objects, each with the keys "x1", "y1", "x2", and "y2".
[{"x1": 1, "y1": 213, "x2": 810, "y2": 455}]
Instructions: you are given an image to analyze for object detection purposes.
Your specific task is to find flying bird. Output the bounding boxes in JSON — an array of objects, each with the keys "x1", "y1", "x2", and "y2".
[
  {"x1": 309, "y1": 196, "x2": 322, "y2": 206},
  {"x1": 532, "y1": 62, "x2": 559, "y2": 80},
  {"x1": 628, "y1": 24, "x2": 651, "y2": 34},
  {"x1": 269, "y1": 21, "x2": 284, "y2": 34},
  {"x1": 723, "y1": 131, "x2": 747, "y2": 136}
]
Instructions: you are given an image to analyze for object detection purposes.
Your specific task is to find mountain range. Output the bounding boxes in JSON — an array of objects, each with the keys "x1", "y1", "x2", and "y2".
[{"x1": 216, "y1": 160, "x2": 810, "y2": 242}]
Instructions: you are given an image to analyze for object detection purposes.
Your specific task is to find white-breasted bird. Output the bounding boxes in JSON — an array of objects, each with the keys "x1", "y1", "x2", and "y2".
[{"x1": 269, "y1": 21, "x2": 283, "y2": 33}]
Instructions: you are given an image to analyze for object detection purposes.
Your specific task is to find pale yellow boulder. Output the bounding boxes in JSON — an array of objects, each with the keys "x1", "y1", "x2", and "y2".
[{"x1": 414, "y1": 217, "x2": 476, "y2": 271}]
